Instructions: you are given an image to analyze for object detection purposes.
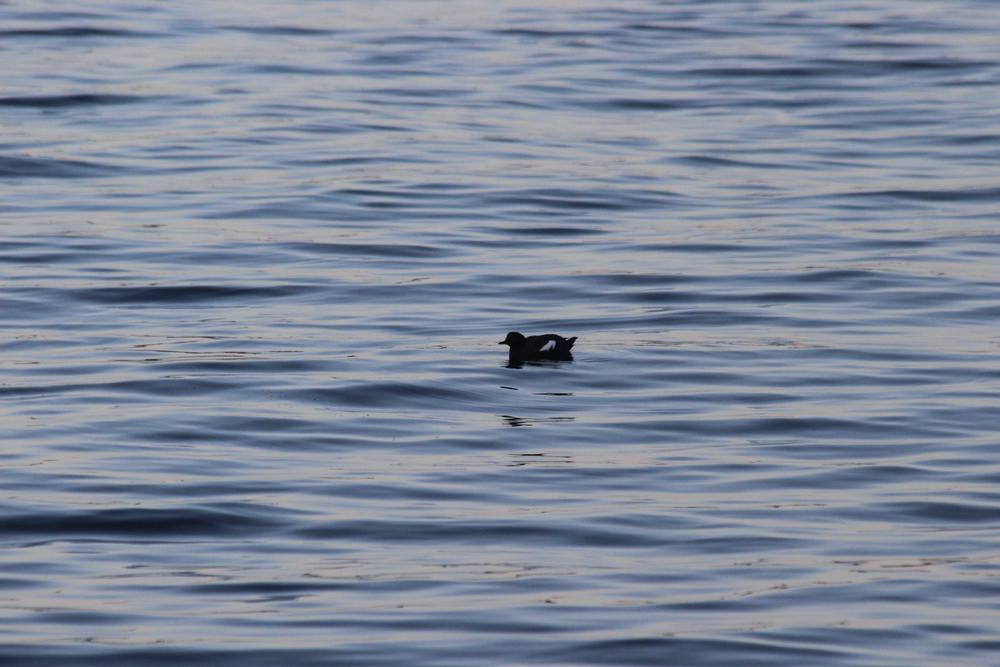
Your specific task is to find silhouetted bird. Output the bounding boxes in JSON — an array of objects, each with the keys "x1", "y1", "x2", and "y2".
[{"x1": 499, "y1": 331, "x2": 576, "y2": 364}]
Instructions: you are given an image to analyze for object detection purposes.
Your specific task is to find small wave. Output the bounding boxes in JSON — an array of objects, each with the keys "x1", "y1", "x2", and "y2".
[
  {"x1": 500, "y1": 226, "x2": 606, "y2": 237},
  {"x1": 624, "y1": 290, "x2": 843, "y2": 305},
  {"x1": 0, "y1": 577, "x2": 43, "y2": 591},
  {"x1": 293, "y1": 381, "x2": 480, "y2": 410},
  {"x1": 74, "y1": 284, "x2": 316, "y2": 305},
  {"x1": 481, "y1": 187, "x2": 679, "y2": 212},
  {"x1": 153, "y1": 359, "x2": 331, "y2": 374},
  {"x1": 287, "y1": 242, "x2": 455, "y2": 259},
  {"x1": 881, "y1": 501, "x2": 1000, "y2": 524},
  {"x1": 2, "y1": 506, "x2": 278, "y2": 538},
  {"x1": 181, "y1": 580, "x2": 358, "y2": 595},
  {"x1": 622, "y1": 22, "x2": 735, "y2": 37},
  {"x1": 0, "y1": 155, "x2": 119, "y2": 179},
  {"x1": 849, "y1": 187, "x2": 1000, "y2": 204},
  {"x1": 493, "y1": 28, "x2": 601, "y2": 39},
  {"x1": 551, "y1": 636, "x2": 846, "y2": 666},
  {"x1": 238, "y1": 63, "x2": 341, "y2": 76},
  {"x1": 693, "y1": 65, "x2": 838, "y2": 79},
  {"x1": 0, "y1": 377, "x2": 236, "y2": 399},
  {"x1": 0, "y1": 26, "x2": 153, "y2": 38},
  {"x1": 588, "y1": 98, "x2": 694, "y2": 111},
  {"x1": 220, "y1": 25, "x2": 335, "y2": 36},
  {"x1": 671, "y1": 155, "x2": 786, "y2": 169},
  {"x1": 550, "y1": 308, "x2": 812, "y2": 332},
  {"x1": 791, "y1": 269, "x2": 927, "y2": 288},
  {"x1": 799, "y1": 464, "x2": 934, "y2": 490},
  {"x1": 0, "y1": 93, "x2": 153, "y2": 108},
  {"x1": 0, "y1": 647, "x2": 404, "y2": 667},
  {"x1": 866, "y1": 58, "x2": 990, "y2": 73},
  {"x1": 577, "y1": 273, "x2": 697, "y2": 287},
  {"x1": 618, "y1": 242, "x2": 771, "y2": 253},
  {"x1": 297, "y1": 518, "x2": 666, "y2": 547}
]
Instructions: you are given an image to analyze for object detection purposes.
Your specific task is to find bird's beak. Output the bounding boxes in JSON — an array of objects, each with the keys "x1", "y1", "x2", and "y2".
[{"x1": 497, "y1": 341, "x2": 505, "y2": 345}]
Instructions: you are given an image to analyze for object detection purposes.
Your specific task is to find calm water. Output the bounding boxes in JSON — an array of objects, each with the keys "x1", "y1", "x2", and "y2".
[{"x1": 3, "y1": 1, "x2": 1000, "y2": 664}]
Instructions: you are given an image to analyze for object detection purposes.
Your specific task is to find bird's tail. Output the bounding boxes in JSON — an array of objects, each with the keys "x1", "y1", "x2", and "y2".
[{"x1": 567, "y1": 337, "x2": 577, "y2": 349}]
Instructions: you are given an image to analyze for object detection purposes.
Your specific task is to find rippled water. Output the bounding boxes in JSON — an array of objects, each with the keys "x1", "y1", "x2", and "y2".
[{"x1": 4, "y1": 1, "x2": 1000, "y2": 664}]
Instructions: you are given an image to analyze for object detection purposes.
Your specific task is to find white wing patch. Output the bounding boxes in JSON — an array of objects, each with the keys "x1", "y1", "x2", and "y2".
[{"x1": 539, "y1": 340, "x2": 556, "y2": 352}]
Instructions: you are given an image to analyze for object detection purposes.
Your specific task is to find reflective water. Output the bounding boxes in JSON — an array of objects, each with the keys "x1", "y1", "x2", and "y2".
[{"x1": 3, "y1": 1, "x2": 1000, "y2": 664}]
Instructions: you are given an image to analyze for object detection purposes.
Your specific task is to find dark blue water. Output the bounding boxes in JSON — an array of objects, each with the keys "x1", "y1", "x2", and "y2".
[{"x1": 4, "y1": 1, "x2": 1000, "y2": 664}]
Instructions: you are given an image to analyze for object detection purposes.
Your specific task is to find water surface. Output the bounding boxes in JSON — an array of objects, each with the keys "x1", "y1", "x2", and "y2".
[{"x1": 3, "y1": 1, "x2": 1000, "y2": 665}]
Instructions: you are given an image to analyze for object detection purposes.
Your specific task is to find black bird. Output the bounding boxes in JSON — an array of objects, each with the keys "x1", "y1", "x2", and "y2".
[{"x1": 499, "y1": 331, "x2": 576, "y2": 364}]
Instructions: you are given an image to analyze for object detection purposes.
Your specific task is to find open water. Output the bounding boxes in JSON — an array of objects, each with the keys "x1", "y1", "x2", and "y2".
[{"x1": 3, "y1": 1, "x2": 1000, "y2": 665}]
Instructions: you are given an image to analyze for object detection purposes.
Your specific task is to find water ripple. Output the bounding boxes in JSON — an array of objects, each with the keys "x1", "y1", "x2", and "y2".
[
  {"x1": 0, "y1": 94, "x2": 155, "y2": 108},
  {"x1": 3, "y1": 0, "x2": 1000, "y2": 664}
]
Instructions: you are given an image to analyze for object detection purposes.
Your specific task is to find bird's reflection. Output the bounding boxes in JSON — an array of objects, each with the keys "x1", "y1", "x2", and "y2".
[
  {"x1": 505, "y1": 354, "x2": 573, "y2": 370},
  {"x1": 507, "y1": 452, "x2": 573, "y2": 467},
  {"x1": 501, "y1": 415, "x2": 576, "y2": 427}
]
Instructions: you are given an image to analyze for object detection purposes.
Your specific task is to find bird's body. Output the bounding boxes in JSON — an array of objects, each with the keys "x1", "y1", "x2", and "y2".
[{"x1": 499, "y1": 331, "x2": 576, "y2": 364}]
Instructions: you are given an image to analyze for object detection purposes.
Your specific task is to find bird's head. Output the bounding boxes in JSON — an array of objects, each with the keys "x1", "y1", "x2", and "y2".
[{"x1": 498, "y1": 331, "x2": 525, "y2": 347}]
